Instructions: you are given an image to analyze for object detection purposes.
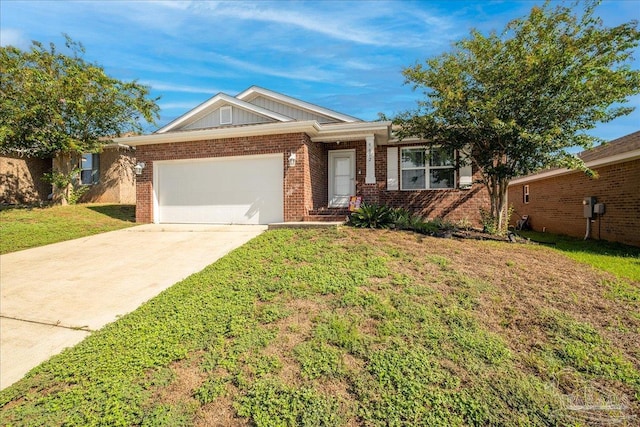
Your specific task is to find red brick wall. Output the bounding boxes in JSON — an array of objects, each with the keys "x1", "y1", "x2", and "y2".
[
  {"x1": 377, "y1": 144, "x2": 489, "y2": 226},
  {"x1": 0, "y1": 155, "x2": 52, "y2": 204},
  {"x1": 508, "y1": 158, "x2": 640, "y2": 246},
  {"x1": 306, "y1": 137, "x2": 327, "y2": 210},
  {"x1": 134, "y1": 133, "x2": 310, "y2": 223}
]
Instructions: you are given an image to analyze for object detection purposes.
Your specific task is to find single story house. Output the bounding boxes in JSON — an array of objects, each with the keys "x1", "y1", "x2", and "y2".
[
  {"x1": 115, "y1": 86, "x2": 489, "y2": 225},
  {"x1": 508, "y1": 131, "x2": 640, "y2": 246},
  {"x1": 0, "y1": 144, "x2": 136, "y2": 205}
]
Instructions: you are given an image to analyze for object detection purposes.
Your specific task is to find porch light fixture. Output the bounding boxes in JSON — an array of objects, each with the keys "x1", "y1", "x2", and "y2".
[
  {"x1": 288, "y1": 152, "x2": 296, "y2": 167},
  {"x1": 134, "y1": 162, "x2": 146, "y2": 175}
]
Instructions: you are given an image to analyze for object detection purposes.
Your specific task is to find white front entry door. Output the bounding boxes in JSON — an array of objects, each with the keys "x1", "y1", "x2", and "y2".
[{"x1": 328, "y1": 149, "x2": 355, "y2": 207}]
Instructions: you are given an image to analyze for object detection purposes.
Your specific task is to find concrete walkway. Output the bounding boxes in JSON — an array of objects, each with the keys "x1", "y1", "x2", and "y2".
[{"x1": 0, "y1": 224, "x2": 266, "y2": 390}]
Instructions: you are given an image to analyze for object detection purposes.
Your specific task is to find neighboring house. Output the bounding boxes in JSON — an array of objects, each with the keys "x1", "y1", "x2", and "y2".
[
  {"x1": 115, "y1": 86, "x2": 489, "y2": 225},
  {"x1": 0, "y1": 144, "x2": 136, "y2": 205},
  {"x1": 508, "y1": 131, "x2": 640, "y2": 246},
  {"x1": 0, "y1": 154, "x2": 52, "y2": 204}
]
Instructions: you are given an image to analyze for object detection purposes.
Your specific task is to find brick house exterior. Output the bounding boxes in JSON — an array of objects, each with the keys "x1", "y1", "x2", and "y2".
[
  {"x1": 508, "y1": 131, "x2": 640, "y2": 246},
  {"x1": 1, "y1": 145, "x2": 136, "y2": 205},
  {"x1": 116, "y1": 86, "x2": 489, "y2": 225}
]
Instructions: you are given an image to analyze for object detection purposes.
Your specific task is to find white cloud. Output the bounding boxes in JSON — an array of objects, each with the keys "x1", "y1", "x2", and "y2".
[
  {"x1": 196, "y1": 1, "x2": 453, "y2": 48},
  {"x1": 141, "y1": 81, "x2": 222, "y2": 94},
  {"x1": 0, "y1": 28, "x2": 29, "y2": 49}
]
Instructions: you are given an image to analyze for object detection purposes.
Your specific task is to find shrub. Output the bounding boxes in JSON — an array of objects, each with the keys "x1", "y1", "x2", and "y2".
[{"x1": 348, "y1": 203, "x2": 394, "y2": 229}]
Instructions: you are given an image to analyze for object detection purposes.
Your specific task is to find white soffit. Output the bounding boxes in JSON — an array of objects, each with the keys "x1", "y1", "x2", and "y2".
[
  {"x1": 236, "y1": 86, "x2": 362, "y2": 123},
  {"x1": 157, "y1": 93, "x2": 294, "y2": 133}
]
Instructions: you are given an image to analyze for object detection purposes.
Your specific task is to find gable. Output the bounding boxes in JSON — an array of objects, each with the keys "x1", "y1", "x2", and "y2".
[
  {"x1": 182, "y1": 106, "x2": 277, "y2": 130},
  {"x1": 237, "y1": 86, "x2": 361, "y2": 124},
  {"x1": 247, "y1": 95, "x2": 340, "y2": 124}
]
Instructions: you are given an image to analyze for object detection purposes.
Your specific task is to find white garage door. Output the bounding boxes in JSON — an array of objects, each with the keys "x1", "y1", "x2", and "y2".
[{"x1": 155, "y1": 154, "x2": 283, "y2": 224}]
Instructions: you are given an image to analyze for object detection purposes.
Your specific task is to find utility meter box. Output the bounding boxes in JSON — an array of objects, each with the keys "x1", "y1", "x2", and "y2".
[
  {"x1": 583, "y1": 196, "x2": 596, "y2": 218},
  {"x1": 594, "y1": 203, "x2": 605, "y2": 215}
]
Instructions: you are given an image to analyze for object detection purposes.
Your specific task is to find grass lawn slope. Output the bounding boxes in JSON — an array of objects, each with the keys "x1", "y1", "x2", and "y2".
[
  {"x1": 0, "y1": 204, "x2": 136, "y2": 254},
  {"x1": 1, "y1": 228, "x2": 638, "y2": 426}
]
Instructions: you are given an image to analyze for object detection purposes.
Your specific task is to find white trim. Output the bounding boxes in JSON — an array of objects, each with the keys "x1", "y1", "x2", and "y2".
[
  {"x1": 509, "y1": 148, "x2": 640, "y2": 185},
  {"x1": 386, "y1": 146, "x2": 399, "y2": 190},
  {"x1": 328, "y1": 149, "x2": 356, "y2": 208},
  {"x1": 115, "y1": 121, "x2": 392, "y2": 147},
  {"x1": 157, "y1": 93, "x2": 294, "y2": 133},
  {"x1": 365, "y1": 135, "x2": 376, "y2": 184},
  {"x1": 400, "y1": 146, "x2": 456, "y2": 190},
  {"x1": 236, "y1": 86, "x2": 361, "y2": 123}
]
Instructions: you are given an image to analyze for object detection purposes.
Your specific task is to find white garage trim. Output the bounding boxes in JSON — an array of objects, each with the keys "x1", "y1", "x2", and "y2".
[{"x1": 153, "y1": 153, "x2": 284, "y2": 224}]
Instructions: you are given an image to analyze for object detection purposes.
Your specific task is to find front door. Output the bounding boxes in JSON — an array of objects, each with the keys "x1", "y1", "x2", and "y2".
[{"x1": 328, "y1": 149, "x2": 355, "y2": 207}]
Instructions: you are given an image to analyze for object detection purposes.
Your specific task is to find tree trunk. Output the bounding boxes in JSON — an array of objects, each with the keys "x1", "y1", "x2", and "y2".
[
  {"x1": 51, "y1": 152, "x2": 77, "y2": 205},
  {"x1": 485, "y1": 175, "x2": 509, "y2": 234}
]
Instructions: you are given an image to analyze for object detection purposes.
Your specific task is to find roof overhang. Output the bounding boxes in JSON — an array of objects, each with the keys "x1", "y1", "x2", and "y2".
[
  {"x1": 114, "y1": 120, "x2": 392, "y2": 147},
  {"x1": 156, "y1": 93, "x2": 294, "y2": 133},
  {"x1": 509, "y1": 148, "x2": 640, "y2": 185},
  {"x1": 236, "y1": 86, "x2": 362, "y2": 123}
]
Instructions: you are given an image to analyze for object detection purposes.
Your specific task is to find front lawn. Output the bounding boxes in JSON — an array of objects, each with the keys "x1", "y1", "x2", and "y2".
[
  {"x1": 0, "y1": 204, "x2": 136, "y2": 254},
  {"x1": 1, "y1": 228, "x2": 638, "y2": 426},
  {"x1": 518, "y1": 230, "x2": 640, "y2": 282}
]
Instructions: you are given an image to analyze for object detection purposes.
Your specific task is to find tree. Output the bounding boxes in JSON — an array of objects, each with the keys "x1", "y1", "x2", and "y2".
[
  {"x1": 0, "y1": 35, "x2": 159, "y2": 203},
  {"x1": 394, "y1": 0, "x2": 640, "y2": 232}
]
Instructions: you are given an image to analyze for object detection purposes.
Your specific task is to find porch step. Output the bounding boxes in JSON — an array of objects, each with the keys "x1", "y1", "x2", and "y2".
[
  {"x1": 305, "y1": 207, "x2": 350, "y2": 223},
  {"x1": 304, "y1": 215, "x2": 349, "y2": 222},
  {"x1": 268, "y1": 221, "x2": 343, "y2": 230}
]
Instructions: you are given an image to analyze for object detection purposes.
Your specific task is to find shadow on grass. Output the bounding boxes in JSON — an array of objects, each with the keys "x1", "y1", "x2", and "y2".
[
  {"x1": 518, "y1": 230, "x2": 640, "y2": 258},
  {"x1": 87, "y1": 204, "x2": 136, "y2": 222}
]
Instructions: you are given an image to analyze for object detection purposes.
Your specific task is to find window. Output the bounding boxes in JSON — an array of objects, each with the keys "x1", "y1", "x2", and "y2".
[
  {"x1": 523, "y1": 184, "x2": 530, "y2": 204},
  {"x1": 220, "y1": 106, "x2": 232, "y2": 125},
  {"x1": 80, "y1": 153, "x2": 99, "y2": 185},
  {"x1": 401, "y1": 146, "x2": 455, "y2": 190}
]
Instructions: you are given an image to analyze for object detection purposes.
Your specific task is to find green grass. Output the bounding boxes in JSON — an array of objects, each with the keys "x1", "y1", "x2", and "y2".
[
  {"x1": 0, "y1": 204, "x2": 136, "y2": 254},
  {"x1": 518, "y1": 230, "x2": 640, "y2": 282},
  {"x1": 1, "y1": 228, "x2": 638, "y2": 426}
]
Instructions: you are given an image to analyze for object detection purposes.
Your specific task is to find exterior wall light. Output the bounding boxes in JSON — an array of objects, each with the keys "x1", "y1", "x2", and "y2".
[
  {"x1": 134, "y1": 162, "x2": 146, "y2": 175},
  {"x1": 288, "y1": 152, "x2": 296, "y2": 167}
]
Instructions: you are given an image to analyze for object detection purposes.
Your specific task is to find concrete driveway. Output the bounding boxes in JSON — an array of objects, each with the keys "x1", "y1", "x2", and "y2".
[{"x1": 0, "y1": 224, "x2": 266, "y2": 390}]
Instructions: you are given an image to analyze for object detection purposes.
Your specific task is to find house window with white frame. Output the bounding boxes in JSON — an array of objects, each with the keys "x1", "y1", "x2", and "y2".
[
  {"x1": 523, "y1": 184, "x2": 530, "y2": 204},
  {"x1": 401, "y1": 146, "x2": 455, "y2": 190},
  {"x1": 80, "y1": 153, "x2": 99, "y2": 185}
]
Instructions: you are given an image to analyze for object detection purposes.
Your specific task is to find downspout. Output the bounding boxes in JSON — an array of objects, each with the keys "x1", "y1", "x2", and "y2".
[{"x1": 584, "y1": 218, "x2": 591, "y2": 240}]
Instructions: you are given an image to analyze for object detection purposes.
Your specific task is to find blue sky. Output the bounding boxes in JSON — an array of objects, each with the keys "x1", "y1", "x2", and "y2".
[{"x1": 1, "y1": 0, "x2": 639, "y2": 141}]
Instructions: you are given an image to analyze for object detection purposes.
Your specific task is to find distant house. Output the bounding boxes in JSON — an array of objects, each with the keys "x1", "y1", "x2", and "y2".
[
  {"x1": 0, "y1": 144, "x2": 137, "y2": 205},
  {"x1": 508, "y1": 131, "x2": 640, "y2": 246},
  {"x1": 114, "y1": 86, "x2": 489, "y2": 225}
]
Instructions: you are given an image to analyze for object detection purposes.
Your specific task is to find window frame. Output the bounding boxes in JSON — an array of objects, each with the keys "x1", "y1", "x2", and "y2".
[
  {"x1": 400, "y1": 146, "x2": 456, "y2": 191},
  {"x1": 523, "y1": 184, "x2": 530, "y2": 204},
  {"x1": 80, "y1": 153, "x2": 100, "y2": 185}
]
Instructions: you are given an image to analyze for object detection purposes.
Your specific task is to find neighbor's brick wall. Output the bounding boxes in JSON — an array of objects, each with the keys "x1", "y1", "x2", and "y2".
[
  {"x1": 134, "y1": 133, "x2": 310, "y2": 223},
  {"x1": 81, "y1": 147, "x2": 136, "y2": 204},
  {"x1": 508, "y1": 158, "x2": 640, "y2": 246},
  {"x1": 0, "y1": 155, "x2": 52, "y2": 204}
]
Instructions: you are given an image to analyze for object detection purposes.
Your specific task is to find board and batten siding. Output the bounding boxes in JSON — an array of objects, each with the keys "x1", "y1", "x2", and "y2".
[
  {"x1": 249, "y1": 96, "x2": 340, "y2": 124},
  {"x1": 182, "y1": 106, "x2": 275, "y2": 130}
]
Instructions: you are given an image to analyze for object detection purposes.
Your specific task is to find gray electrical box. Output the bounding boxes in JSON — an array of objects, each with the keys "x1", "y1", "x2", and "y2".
[
  {"x1": 583, "y1": 196, "x2": 596, "y2": 218},
  {"x1": 594, "y1": 203, "x2": 605, "y2": 215}
]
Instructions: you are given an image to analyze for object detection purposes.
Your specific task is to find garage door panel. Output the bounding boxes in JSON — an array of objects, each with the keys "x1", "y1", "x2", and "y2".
[{"x1": 156, "y1": 155, "x2": 283, "y2": 224}]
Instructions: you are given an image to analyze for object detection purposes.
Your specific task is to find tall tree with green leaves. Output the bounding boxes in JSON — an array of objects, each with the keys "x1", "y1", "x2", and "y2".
[
  {"x1": 0, "y1": 35, "x2": 159, "y2": 203},
  {"x1": 394, "y1": 0, "x2": 640, "y2": 232}
]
